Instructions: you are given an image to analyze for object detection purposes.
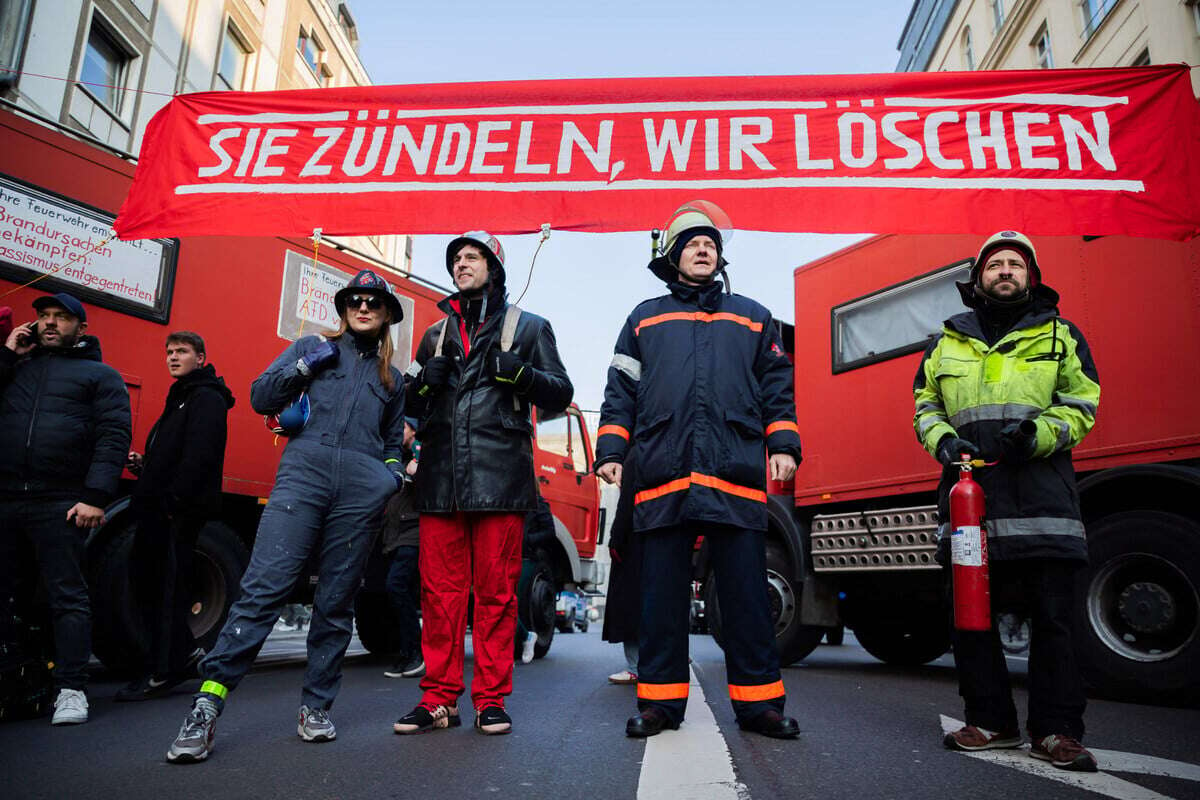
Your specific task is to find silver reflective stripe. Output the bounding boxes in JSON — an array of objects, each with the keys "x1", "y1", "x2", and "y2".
[
  {"x1": 1049, "y1": 417, "x2": 1071, "y2": 452},
  {"x1": 949, "y1": 403, "x2": 1042, "y2": 429},
  {"x1": 917, "y1": 414, "x2": 947, "y2": 439},
  {"x1": 988, "y1": 517, "x2": 1086, "y2": 539},
  {"x1": 610, "y1": 353, "x2": 642, "y2": 382},
  {"x1": 404, "y1": 361, "x2": 423, "y2": 378},
  {"x1": 1053, "y1": 393, "x2": 1097, "y2": 416},
  {"x1": 915, "y1": 402, "x2": 943, "y2": 416}
]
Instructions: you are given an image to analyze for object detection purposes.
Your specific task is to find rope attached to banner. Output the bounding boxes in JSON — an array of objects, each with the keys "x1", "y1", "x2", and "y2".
[{"x1": 0, "y1": 230, "x2": 117, "y2": 299}]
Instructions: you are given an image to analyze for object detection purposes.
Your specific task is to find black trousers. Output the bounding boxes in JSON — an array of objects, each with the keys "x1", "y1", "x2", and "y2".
[
  {"x1": 638, "y1": 523, "x2": 784, "y2": 725},
  {"x1": 385, "y1": 544, "x2": 421, "y2": 660},
  {"x1": 0, "y1": 495, "x2": 92, "y2": 690},
  {"x1": 949, "y1": 558, "x2": 1087, "y2": 740},
  {"x1": 132, "y1": 508, "x2": 202, "y2": 677}
]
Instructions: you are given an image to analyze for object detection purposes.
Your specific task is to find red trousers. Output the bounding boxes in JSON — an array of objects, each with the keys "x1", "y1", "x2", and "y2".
[{"x1": 418, "y1": 511, "x2": 524, "y2": 709}]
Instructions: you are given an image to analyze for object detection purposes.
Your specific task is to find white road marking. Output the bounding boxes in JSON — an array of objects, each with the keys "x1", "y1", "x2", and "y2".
[
  {"x1": 940, "y1": 715, "x2": 1200, "y2": 800},
  {"x1": 638, "y1": 667, "x2": 747, "y2": 800}
]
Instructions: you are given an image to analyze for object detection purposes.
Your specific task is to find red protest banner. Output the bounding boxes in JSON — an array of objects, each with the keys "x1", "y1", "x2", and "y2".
[{"x1": 115, "y1": 65, "x2": 1200, "y2": 241}]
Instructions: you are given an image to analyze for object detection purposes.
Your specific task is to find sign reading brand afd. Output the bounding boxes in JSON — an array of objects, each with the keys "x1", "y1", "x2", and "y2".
[{"x1": 0, "y1": 173, "x2": 177, "y2": 322}]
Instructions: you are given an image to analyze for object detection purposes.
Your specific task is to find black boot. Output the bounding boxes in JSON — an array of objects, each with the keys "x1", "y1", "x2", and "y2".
[
  {"x1": 739, "y1": 709, "x2": 799, "y2": 739},
  {"x1": 625, "y1": 707, "x2": 679, "y2": 738}
]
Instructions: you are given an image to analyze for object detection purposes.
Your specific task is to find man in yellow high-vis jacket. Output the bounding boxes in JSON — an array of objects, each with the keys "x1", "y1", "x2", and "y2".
[{"x1": 914, "y1": 230, "x2": 1101, "y2": 772}]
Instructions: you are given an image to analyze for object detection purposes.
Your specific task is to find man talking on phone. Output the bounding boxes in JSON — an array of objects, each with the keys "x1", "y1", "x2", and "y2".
[{"x1": 0, "y1": 292, "x2": 131, "y2": 725}]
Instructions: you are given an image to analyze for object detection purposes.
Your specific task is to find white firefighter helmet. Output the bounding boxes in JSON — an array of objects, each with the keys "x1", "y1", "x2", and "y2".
[
  {"x1": 445, "y1": 231, "x2": 506, "y2": 285},
  {"x1": 647, "y1": 200, "x2": 733, "y2": 283}
]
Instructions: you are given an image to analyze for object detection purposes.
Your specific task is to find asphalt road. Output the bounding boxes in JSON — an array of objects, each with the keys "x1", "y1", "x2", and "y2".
[{"x1": 2, "y1": 629, "x2": 1198, "y2": 800}]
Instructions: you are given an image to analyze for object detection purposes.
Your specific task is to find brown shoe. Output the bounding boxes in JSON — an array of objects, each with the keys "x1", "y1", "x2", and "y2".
[
  {"x1": 943, "y1": 724, "x2": 1022, "y2": 751},
  {"x1": 1031, "y1": 734, "x2": 1098, "y2": 772}
]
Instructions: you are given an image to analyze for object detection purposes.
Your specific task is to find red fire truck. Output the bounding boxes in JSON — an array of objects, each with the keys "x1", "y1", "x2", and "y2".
[
  {"x1": 703, "y1": 232, "x2": 1198, "y2": 705},
  {"x1": 0, "y1": 108, "x2": 603, "y2": 668}
]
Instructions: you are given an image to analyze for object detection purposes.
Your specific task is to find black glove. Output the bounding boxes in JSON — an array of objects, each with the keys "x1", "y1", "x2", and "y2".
[
  {"x1": 418, "y1": 356, "x2": 453, "y2": 396},
  {"x1": 937, "y1": 435, "x2": 981, "y2": 467},
  {"x1": 999, "y1": 420, "x2": 1038, "y2": 463},
  {"x1": 296, "y1": 340, "x2": 338, "y2": 377},
  {"x1": 488, "y1": 348, "x2": 534, "y2": 394}
]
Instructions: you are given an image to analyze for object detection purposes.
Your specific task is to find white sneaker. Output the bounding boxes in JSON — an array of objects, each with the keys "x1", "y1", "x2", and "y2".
[
  {"x1": 520, "y1": 632, "x2": 537, "y2": 664},
  {"x1": 608, "y1": 670, "x2": 637, "y2": 685},
  {"x1": 51, "y1": 688, "x2": 88, "y2": 725}
]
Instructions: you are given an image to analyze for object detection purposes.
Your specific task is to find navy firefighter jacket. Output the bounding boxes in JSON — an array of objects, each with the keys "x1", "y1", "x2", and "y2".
[{"x1": 596, "y1": 280, "x2": 801, "y2": 533}]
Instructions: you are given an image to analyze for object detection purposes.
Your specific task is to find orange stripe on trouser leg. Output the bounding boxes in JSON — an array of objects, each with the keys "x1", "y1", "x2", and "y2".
[
  {"x1": 637, "y1": 682, "x2": 690, "y2": 701},
  {"x1": 728, "y1": 680, "x2": 786, "y2": 702}
]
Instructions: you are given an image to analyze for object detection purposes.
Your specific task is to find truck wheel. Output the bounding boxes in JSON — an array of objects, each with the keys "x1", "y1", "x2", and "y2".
[
  {"x1": 522, "y1": 553, "x2": 557, "y2": 659},
  {"x1": 1076, "y1": 511, "x2": 1200, "y2": 705},
  {"x1": 852, "y1": 616, "x2": 950, "y2": 666},
  {"x1": 707, "y1": 543, "x2": 826, "y2": 665},
  {"x1": 354, "y1": 591, "x2": 403, "y2": 655},
  {"x1": 90, "y1": 520, "x2": 248, "y2": 672}
]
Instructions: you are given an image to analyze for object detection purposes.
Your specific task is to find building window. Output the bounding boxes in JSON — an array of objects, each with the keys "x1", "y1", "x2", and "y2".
[
  {"x1": 831, "y1": 261, "x2": 972, "y2": 373},
  {"x1": 1193, "y1": 1, "x2": 1200, "y2": 35},
  {"x1": 215, "y1": 22, "x2": 250, "y2": 91},
  {"x1": 297, "y1": 27, "x2": 323, "y2": 75},
  {"x1": 1033, "y1": 24, "x2": 1054, "y2": 69},
  {"x1": 80, "y1": 15, "x2": 133, "y2": 114},
  {"x1": 318, "y1": 62, "x2": 333, "y2": 87},
  {"x1": 991, "y1": 0, "x2": 1005, "y2": 32},
  {"x1": 1081, "y1": 0, "x2": 1117, "y2": 38},
  {"x1": 962, "y1": 26, "x2": 975, "y2": 70}
]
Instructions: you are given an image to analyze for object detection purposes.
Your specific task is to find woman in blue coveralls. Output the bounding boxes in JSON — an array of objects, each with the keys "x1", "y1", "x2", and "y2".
[{"x1": 164, "y1": 269, "x2": 406, "y2": 764}]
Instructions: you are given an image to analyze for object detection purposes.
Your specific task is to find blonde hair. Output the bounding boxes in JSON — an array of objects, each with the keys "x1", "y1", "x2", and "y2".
[{"x1": 322, "y1": 312, "x2": 396, "y2": 391}]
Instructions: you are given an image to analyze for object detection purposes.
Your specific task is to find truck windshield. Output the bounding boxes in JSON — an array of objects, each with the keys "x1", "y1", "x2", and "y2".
[{"x1": 831, "y1": 260, "x2": 970, "y2": 373}]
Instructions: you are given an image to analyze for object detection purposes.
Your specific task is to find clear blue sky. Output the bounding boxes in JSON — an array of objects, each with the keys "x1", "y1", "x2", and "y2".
[{"x1": 349, "y1": 0, "x2": 916, "y2": 413}]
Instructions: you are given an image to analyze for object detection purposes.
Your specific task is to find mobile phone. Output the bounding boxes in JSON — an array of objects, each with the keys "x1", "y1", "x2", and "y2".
[{"x1": 15, "y1": 321, "x2": 38, "y2": 346}]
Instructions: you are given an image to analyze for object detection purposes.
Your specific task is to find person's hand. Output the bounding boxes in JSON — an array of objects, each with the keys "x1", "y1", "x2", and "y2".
[
  {"x1": 405, "y1": 459, "x2": 418, "y2": 476},
  {"x1": 770, "y1": 453, "x2": 797, "y2": 482},
  {"x1": 487, "y1": 348, "x2": 534, "y2": 393},
  {"x1": 999, "y1": 421, "x2": 1038, "y2": 463},
  {"x1": 418, "y1": 356, "x2": 453, "y2": 395},
  {"x1": 297, "y1": 340, "x2": 339, "y2": 377},
  {"x1": 937, "y1": 436, "x2": 981, "y2": 467},
  {"x1": 66, "y1": 502, "x2": 105, "y2": 529},
  {"x1": 126, "y1": 451, "x2": 144, "y2": 475},
  {"x1": 597, "y1": 462, "x2": 622, "y2": 487},
  {"x1": 5, "y1": 322, "x2": 36, "y2": 356}
]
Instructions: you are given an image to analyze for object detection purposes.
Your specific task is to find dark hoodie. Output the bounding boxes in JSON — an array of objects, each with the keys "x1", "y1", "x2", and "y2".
[
  {"x1": 131, "y1": 363, "x2": 236, "y2": 518},
  {"x1": 0, "y1": 335, "x2": 132, "y2": 506}
]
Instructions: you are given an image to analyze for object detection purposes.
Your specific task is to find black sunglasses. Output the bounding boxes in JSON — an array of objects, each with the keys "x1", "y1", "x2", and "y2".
[{"x1": 347, "y1": 294, "x2": 384, "y2": 310}]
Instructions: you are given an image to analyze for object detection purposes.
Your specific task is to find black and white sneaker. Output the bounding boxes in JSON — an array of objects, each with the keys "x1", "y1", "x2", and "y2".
[
  {"x1": 393, "y1": 703, "x2": 460, "y2": 734},
  {"x1": 383, "y1": 654, "x2": 425, "y2": 679},
  {"x1": 298, "y1": 705, "x2": 336, "y2": 742},
  {"x1": 475, "y1": 705, "x2": 512, "y2": 735},
  {"x1": 166, "y1": 697, "x2": 218, "y2": 763}
]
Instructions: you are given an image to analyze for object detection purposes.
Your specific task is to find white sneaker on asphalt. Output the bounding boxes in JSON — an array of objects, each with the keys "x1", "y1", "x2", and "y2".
[
  {"x1": 520, "y1": 632, "x2": 537, "y2": 664},
  {"x1": 298, "y1": 705, "x2": 336, "y2": 742},
  {"x1": 51, "y1": 689, "x2": 88, "y2": 725},
  {"x1": 608, "y1": 670, "x2": 637, "y2": 685},
  {"x1": 167, "y1": 697, "x2": 219, "y2": 763}
]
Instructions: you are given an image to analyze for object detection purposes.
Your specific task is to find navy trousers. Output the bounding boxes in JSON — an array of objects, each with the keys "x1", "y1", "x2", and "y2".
[
  {"x1": 198, "y1": 443, "x2": 392, "y2": 710},
  {"x1": 637, "y1": 523, "x2": 785, "y2": 725},
  {"x1": 385, "y1": 544, "x2": 421, "y2": 660}
]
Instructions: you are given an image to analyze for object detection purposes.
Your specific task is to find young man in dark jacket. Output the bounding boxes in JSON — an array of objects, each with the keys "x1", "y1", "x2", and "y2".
[
  {"x1": 116, "y1": 331, "x2": 235, "y2": 702},
  {"x1": 596, "y1": 201, "x2": 802, "y2": 740},
  {"x1": 0, "y1": 292, "x2": 131, "y2": 725},
  {"x1": 914, "y1": 230, "x2": 1101, "y2": 771},
  {"x1": 393, "y1": 231, "x2": 573, "y2": 736}
]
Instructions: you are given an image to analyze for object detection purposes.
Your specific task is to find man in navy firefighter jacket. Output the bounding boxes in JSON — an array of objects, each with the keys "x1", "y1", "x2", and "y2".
[{"x1": 596, "y1": 201, "x2": 802, "y2": 739}]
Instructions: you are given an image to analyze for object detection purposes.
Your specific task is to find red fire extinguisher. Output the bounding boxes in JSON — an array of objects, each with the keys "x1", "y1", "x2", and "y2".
[{"x1": 949, "y1": 455, "x2": 991, "y2": 631}]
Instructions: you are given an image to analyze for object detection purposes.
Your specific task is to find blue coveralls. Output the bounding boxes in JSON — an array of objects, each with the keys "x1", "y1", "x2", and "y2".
[{"x1": 199, "y1": 333, "x2": 404, "y2": 711}]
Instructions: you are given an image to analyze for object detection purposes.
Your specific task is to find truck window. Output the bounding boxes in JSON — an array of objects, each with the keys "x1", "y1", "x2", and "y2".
[
  {"x1": 536, "y1": 409, "x2": 570, "y2": 459},
  {"x1": 567, "y1": 408, "x2": 590, "y2": 473},
  {"x1": 831, "y1": 260, "x2": 971, "y2": 373}
]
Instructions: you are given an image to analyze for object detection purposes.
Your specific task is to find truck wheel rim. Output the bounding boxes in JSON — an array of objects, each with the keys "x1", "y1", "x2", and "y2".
[
  {"x1": 188, "y1": 551, "x2": 226, "y2": 639},
  {"x1": 1087, "y1": 553, "x2": 1198, "y2": 663},
  {"x1": 766, "y1": 569, "x2": 796, "y2": 635}
]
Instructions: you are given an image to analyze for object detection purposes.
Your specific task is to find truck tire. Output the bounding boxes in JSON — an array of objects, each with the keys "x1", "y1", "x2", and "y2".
[
  {"x1": 707, "y1": 543, "x2": 826, "y2": 666},
  {"x1": 852, "y1": 616, "x2": 950, "y2": 666},
  {"x1": 1076, "y1": 510, "x2": 1200, "y2": 705},
  {"x1": 90, "y1": 520, "x2": 248, "y2": 673},
  {"x1": 354, "y1": 591, "x2": 403, "y2": 655},
  {"x1": 520, "y1": 553, "x2": 557, "y2": 659}
]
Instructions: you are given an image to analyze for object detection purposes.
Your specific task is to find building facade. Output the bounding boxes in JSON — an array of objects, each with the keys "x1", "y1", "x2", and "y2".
[
  {"x1": 0, "y1": 0, "x2": 408, "y2": 268},
  {"x1": 898, "y1": 0, "x2": 1200, "y2": 95}
]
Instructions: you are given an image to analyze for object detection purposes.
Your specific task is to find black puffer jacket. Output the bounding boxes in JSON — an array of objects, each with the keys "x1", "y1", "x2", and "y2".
[
  {"x1": 131, "y1": 364, "x2": 235, "y2": 518},
  {"x1": 409, "y1": 294, "x2": 573, "y2": 512},
  {"x1": 0, "y1": 336, "x2": 131, "y2": 506}
]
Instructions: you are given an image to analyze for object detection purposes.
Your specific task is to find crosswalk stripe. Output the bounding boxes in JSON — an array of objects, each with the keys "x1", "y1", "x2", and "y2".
[{"x1": 638, "y1": 666, "x2": 745, "y2": 800}]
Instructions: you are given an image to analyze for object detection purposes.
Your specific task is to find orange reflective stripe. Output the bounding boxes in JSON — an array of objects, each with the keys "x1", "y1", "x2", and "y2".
[
  {"x1": 765, "y1": 420, "x2": 799, "y2": 436},
  {"x1": 728, "y1": 680, "x2": 786, "y2": 702},
  {"x1": 690, "y1": 473, "x2": 768, "y2": 503},
  {"x1": 634, "y1": 476, "x2": 692, "y2": 504},
  {"x1": 635, "y1": 311, "x2": 763, "y2": 336},
  {"x1": 634, "y1": 472, "x2": 767, "y2": 505},
  {"x1": 637, "y1": 682, "x2": 690, "y2": 701},
  {"x1": 598, "y1": 424, "x2": 630, "y2": 441}
]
